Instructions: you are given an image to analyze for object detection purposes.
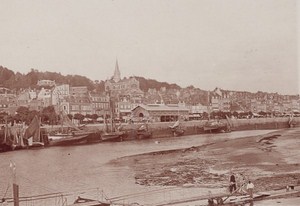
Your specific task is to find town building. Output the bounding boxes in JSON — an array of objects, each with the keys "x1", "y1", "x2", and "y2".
[
  {"x1": 104, "y1": 60, "x2": 144, "y2": 118},
  {"x1": 188, "y1": 103, "x2": 208, "y2": 114},
  {"x1": 104, "y1": 60, "x2": 142, "y2": 94},
  {"x1": 70, "y1": 86, "x2": 88, "y2": 97},
  {"x1": 67, "y1": 96, "x2": 93, "y2": 116},
  {"x1": 51, "y1": 84, "x2": 70, "y2": 105},
  {"x1": 210, "y1": 88, "x2": 231, "y2": 112},
  {"x1": 131, "y1": 104, "x2": 189, "y2": 122},
  {"x1": 16, "y1": 91, "x2": 31, "y2": 107},
  {"x1": 89, "y1": 92, "x2": 110, "y2": 117}
]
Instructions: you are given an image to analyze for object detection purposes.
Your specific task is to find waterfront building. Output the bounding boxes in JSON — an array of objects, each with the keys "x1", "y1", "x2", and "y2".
[
  {"x1": 117, "y1": 94, "x2": 132, "y2": 120},
  {"x1": 210, "y1": 88, "x2": 231, "y2": 112},
  {"x1": 131, "y1": 104, "x2": 189, "y2": 122},
  {"x1": 256, "y1": 101, "x2": 267, "y2": 113},
  {"x1": 273, "y1": 103, "x2": 284, "y2": 113},
  {"x1": 291, "y1": 99, "x2": 300, "y2": 113},
  {"x1": 188, "y1": 104, "x2": 208, "y2": 114},
  {"x1": 89, "y1": 92, "x2": 110, "y2": 117},
  {"x1": 67, "y1": 96, "x2": 93, "y2": 115}
]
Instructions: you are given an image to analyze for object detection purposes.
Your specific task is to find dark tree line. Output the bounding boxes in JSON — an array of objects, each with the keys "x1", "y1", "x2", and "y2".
[{"x1": 0, "y1": 106, "x2": 102, "y2": 125}]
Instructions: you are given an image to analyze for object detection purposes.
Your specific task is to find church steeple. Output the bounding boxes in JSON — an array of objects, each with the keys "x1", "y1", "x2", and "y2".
[{"x1": 113, "y1": 59, "x2": 121, "y2": 82}]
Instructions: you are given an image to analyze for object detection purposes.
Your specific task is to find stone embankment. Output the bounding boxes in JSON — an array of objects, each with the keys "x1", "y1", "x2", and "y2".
[{"x1": 52, "y1": 117, "x2": 300, "y2": 139}]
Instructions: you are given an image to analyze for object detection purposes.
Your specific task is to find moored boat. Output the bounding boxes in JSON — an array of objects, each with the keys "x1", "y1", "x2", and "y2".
[
  {"x1": 24, "y1": 116, "x2": 48, "y2": 148},
  {"x1": 48, "y1": 112, "x2": 101, "y2": 146},
  {"x1": 136, "y1": 123, "x2": 152, "y2": 139},
  {"x1": 203, "y1": 119, "x2": 230, "y2": 133},
  {"x1": 101, "y1": 131, "x2": 125, "y2": 142},
  {"x1": 169, "y1": 120, "x2": 185, "y2": 136},
  {"x1": 48, "y1": 133, "x2": 90, "y2": 146}
]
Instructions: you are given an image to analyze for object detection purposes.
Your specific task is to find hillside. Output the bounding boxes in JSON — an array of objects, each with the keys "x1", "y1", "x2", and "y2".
[
  {"x1": 0, "y1": 66, "x2": 181, "y2": 93},
  {"x1": 133, "y1": 76, "x2": 181, "y2": 92},
  {"x1": 0, "y1": 66, "x2": 102, "y2": 91},
  {"x1": 0, "y1": 66, "x2": 298, "y2": 103}
]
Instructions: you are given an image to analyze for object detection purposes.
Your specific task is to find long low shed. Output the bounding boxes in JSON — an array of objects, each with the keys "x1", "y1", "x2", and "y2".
[{"x1": 131, "y1": 104, "x2": 189, "y2": 122}]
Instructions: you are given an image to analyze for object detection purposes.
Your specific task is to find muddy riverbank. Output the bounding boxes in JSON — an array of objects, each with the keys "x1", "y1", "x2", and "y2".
[{"x1": 110, "y1": 127, "x2": 300, "y2": 205}]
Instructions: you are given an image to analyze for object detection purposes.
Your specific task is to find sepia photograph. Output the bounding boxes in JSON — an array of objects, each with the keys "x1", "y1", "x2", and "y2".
[{"x1": 0, "y1": 0, "x2": 299, "y2": 205}]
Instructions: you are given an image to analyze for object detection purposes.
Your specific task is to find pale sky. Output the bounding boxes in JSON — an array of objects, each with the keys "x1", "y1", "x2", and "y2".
[{"x1": 0, "y1": 0, "x2": 299, "y2": 95}]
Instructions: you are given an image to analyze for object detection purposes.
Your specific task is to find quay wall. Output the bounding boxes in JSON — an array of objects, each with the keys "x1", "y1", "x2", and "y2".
[{"x1": 46, "y1": 117, "x2": 300, "y2": 139}]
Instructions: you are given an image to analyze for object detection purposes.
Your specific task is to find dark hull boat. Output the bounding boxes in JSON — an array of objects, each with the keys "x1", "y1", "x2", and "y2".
[
  {"x1": 169, "y1": 120, "x2": 185, "y2": 137},
  {"x1": 49, "y1": 135, "x2": 89, "y2": 146},
  {"x1": 203, "y1": 120, "x2": 230, "y2": 133},
  {"x1": 136, "y1": 130, "x2": 152, "y2": 139},
  {"x1": 101, "y1": 131, "x2": 125, "y2": 142},
  {"x1": 171, "y1": 127, "x2": 185, "y2": 136},
  {"x1": 48, "y1": 129, "x2": 102, "y2": 145},
  {"x1": 48, "y1": 112, "x2": 101, "y2": 146},
  {"x1": 135, "y1": 124, "x2": 152, "y2": 140}
]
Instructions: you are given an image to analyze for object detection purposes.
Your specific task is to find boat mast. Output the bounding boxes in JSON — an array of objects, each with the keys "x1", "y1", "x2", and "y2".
[
  {"x1": 38, "y1": 116, "x2": 41, "y2": 142},
  {"x1": 10, "y1": 161, "x2": 19, "y2": 206},
  {"x1": 110, "y1": 92, "x2": 115, "y2": 132},
  {"x1": 207, "y1": 91, "x2": 211, "y2": 120}
]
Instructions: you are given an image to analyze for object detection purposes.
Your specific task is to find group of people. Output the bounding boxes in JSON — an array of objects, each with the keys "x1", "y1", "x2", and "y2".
[{"x1": 229, "y1": 173, "x2": 254, "y2": 198}]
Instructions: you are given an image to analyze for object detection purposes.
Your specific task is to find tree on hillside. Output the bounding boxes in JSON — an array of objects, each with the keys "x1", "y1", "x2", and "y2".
[
  {"x1": 26, "y1": 69, "x2": 39, "y2": 86},
  {"x1": 134, "y1": 76, "x2": 181, "y2": 91},
  {"x1": 0, "y1": 66, "x2": 15, "y2": 87}
]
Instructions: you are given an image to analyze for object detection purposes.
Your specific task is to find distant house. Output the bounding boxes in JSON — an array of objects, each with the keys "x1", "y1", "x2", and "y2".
[
  {"x1": 70, "y1": 86, "x2": 88, "y2": 97},
  {"x1": 131, "y1": 104, "x2": 189, "y2": 122},
  {"x1": 37, "y1": 80, "x2": 56, "y2": 87}
]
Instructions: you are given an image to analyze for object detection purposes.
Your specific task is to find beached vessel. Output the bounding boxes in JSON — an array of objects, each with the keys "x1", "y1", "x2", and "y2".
[
  {"x1": 48, "y1": 113, "x2": 100, "y2": 146},
  {"x1": 136, "y1": 123, "x2": 152, "y2": 139},
  {"x1": 100, "y1": 92, "x2": 126, "y2": 142},
  {"x1": 203, "y1": 119, "x2": 230, "y2": 133},
  {"x1": 169, "y1": 120, "x2": 185, "y2": 136},
  {"x1": 0, "y1": 116, "x2": 48, "y2": 152}
]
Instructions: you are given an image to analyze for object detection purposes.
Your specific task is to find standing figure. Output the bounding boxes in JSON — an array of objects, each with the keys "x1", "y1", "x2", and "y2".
[
  {"x1": 229, "y1": 174, "x2": 237, "y2": 193},
  {"x1": 1, "y1": 198, "x2": 8, "y2": 206},
  {"x1": 246, "y1": 181, "x2": 255, "y2": 198}
]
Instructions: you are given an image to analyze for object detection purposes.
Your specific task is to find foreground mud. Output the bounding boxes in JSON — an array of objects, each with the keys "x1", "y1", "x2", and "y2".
[{"x1": 111, "y1": 128, "x2": 300, "y2": 194}]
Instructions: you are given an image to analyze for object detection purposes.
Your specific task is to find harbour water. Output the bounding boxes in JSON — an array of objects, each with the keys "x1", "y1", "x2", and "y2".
[{"x1": 0, "y1": 130, "x2": 274, "y2": 205}]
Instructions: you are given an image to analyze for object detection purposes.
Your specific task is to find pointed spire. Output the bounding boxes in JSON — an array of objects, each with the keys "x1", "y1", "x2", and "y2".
[{"x1": 113, "y1": 59, "x2": 121, "y2": 82}]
